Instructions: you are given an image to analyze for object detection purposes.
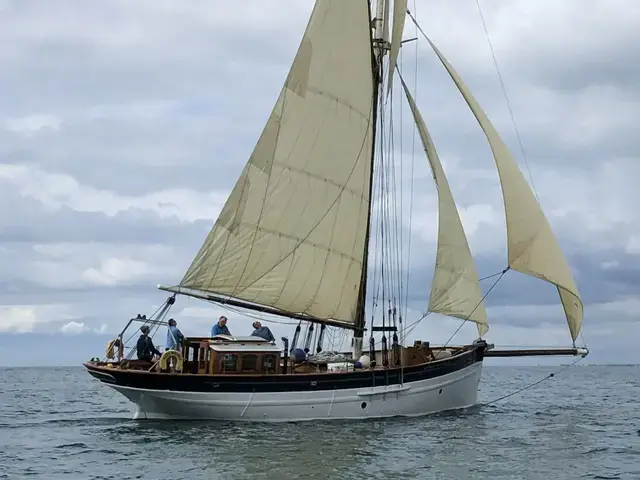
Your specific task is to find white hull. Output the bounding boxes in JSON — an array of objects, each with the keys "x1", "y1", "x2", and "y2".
[{"x1": 108, "y1": 361, "x2": 483, "y2": 422}]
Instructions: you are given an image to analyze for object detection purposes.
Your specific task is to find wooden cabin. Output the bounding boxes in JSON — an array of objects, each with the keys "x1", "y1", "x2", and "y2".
[{"x1": 181, "y1": 335, "x2": 281, "y2": 375}]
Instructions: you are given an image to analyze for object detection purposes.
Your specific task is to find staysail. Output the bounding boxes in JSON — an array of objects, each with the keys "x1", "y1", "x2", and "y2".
[
  {"x1": 176, "y1": 1, "x2": 376, "y2": 327},
  {"x1": 399, "y1": 75, "x2": 489, "y2": 337},
  {"x1": 424, "y1": 37, "x2": 583, "y2": 341}
]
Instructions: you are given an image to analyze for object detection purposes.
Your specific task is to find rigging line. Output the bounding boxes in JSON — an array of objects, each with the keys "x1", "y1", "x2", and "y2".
[
  {"x1": 473, "y1": 0, "x2": 538, "y2": 201},
  {"x1": 380, "y1": 91, "x2": 388, "y2": 334},
  {"x1": 123, "y1": 301, "x2": 174, "y2": 361},
  {"x1": 443, "y1": 267, "x2": 509, "y2": 348},
  {"x1": 380, "y1": 64, "x2": 393, "y2": 333},
  {"x1": 388, "y1": 77, "x2": 401, "y2": 305},
  {"x1": 403, "y1": 0, "x2": 419, "y2": 326},
  {"x1": 481, "y1": 355, "x2": 585, "y2": 406},
  {"x1": 369, "y1": 311, "x2": 431, "y2": 348},
  {"x1": 216, "y1": 303, "x2": 299, "y2": 326},
  {"x1": 479, "y1": 269, "x2": 507, "y2": 282},
  {"x1": 378, "y1": 91, "x2": 386, "y2": 308},
  {"x1": 403, "y1": 311, "x2": 431, "y2": 338},
  {"x1": 387, "y1": 85, "x2": 399, "y2": 302},
  {"x1": 387, "y1": 86, "x2": 398, "y2": 303},
  {"x1": 119, "y1": 299, "x2": 174, "y2": 353},
  {"x1": 400, "y1": 1, "x2": 419, "y2": 378},
  {"x1": 370, "y1": 75, "x2": 387, "y2": 320},
  {"x1": 398, "y1": 27, "x2": 405, "y2": 321},
  {"x1": 579, "y1": 331, "x2": 589, "y2": 349}
]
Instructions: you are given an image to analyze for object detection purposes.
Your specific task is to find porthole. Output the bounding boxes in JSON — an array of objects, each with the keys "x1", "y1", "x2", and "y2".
[{"x1": 361, "y1": 402, "x2": 367, "y2": 409}]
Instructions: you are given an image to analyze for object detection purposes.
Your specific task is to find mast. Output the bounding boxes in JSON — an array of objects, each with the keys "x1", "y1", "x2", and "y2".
[{"x1": 353, "y1": 0, "x2": 389, "y2": 357}]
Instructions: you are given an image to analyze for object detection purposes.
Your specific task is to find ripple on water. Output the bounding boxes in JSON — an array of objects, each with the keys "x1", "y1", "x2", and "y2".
[{"x1": 0, "y1": 366, "x2": 639, "y2": 479}]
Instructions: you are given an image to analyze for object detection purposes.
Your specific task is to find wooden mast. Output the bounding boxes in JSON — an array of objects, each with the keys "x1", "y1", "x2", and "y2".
[{"x1": 353, "y1": 0, "x2": 388, "y2": 357}]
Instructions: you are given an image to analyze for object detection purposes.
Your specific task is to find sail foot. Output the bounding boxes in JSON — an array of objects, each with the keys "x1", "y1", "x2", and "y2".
[{"x1": 157, "y1": 284, "x2": 360, "y2": 330}]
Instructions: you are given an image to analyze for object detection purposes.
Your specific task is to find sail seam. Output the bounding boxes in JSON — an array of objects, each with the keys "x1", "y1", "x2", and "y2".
[
  {"x1": 303, "y1": 86, "x2": 370, "y2": 121},
  {"x1": 271, "y1": 161, "x2": 368, "y2": 200}
]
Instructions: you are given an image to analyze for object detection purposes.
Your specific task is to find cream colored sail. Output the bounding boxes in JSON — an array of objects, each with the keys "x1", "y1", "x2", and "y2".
[
  {"x1": 425, "y1": 37, "x2": 583, "y2": 341},
  {"x1": 387, "y1": 0, "x2": 408, "y2": 94},
  {"x1": 178, "y1": 0, "x2": 375, "y2": 326},
  {"x1": 400, "y1": 76, "x2": 488, "y2": 337}
]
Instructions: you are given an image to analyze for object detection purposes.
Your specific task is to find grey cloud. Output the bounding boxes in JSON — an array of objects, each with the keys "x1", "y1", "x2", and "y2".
[
  {"x1": 0, "y1": 1, "x2": 637, "y2": 363},
  {"x1": 0, "y1": 193, "x2": 213, "y2": 245}
]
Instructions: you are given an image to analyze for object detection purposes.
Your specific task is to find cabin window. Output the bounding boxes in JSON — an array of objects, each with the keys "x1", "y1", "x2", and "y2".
[
  {"x1": 221, "y1": 354, "x2": 237, "y2": 372},
  {"x1": 262, "y1": 354, "x2": 277, "y2": 374},
  {"x1": 241, "y1": 354, "x2": 258, "y2": 372}
]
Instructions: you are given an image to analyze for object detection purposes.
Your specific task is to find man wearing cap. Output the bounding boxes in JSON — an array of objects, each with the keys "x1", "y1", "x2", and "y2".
[{"x1": 136, "y1": 325, "x2": 162, "y2": 362}]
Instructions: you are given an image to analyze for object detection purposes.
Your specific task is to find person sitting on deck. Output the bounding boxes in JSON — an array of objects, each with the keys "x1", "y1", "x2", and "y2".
[
  {"x1": 136, "y1": 325, "x2": 162, "y2": 362},
  {"x1": 165, "y1": 318, "x2": 184, "y2": 352},
  {"x1": 211, "y1": 316, "x2": 231, "y2": 337},
  {"x1": 251, "y1": 321, "x2": 275, "y2": 343}
]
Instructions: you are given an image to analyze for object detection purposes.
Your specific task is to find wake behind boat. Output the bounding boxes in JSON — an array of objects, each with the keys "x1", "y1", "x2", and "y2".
[{"x1": 85, "y1": 0, "x2": 588, "y2": 422}]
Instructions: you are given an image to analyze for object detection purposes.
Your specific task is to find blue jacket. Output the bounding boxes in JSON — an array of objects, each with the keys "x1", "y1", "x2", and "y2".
[
  {"x1": 211, "y1": 323, "x2": 231, "y2": 337},
  {"x1": 166, "y1": 325, "x2": 184, "y2": 350}
]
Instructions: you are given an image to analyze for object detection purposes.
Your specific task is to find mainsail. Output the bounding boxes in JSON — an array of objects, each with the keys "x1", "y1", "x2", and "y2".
[
  {"x1": 399, "y1": 75, "x2": 489, "y2": 337},
  {"x1": 423, "y1": 36, "x2": 583, "y2": 342},
  {"x1": 176, "y1": 1, "x2": 376, "y2": 327}
]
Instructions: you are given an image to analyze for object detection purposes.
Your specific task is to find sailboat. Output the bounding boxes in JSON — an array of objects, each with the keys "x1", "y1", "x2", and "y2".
[{"x1": 84, "y1": 0, "x2": 588, "y2": 422}]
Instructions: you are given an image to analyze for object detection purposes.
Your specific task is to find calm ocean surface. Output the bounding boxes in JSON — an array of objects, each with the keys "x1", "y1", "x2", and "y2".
[{"x1": 0, "y1": 365, "x2": 638, "y2": 479}]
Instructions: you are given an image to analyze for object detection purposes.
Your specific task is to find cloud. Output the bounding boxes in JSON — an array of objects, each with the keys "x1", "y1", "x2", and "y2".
[
  {"x1": 58, "y1": 320, "x2": 107, "y2": 335},
  {"x1": 0, "y1": 304, "x2": 79, "y2": 333},
  {"x1": 4, "y1": 113, "x2": 62, "y2": 135},
  {"x1": 59, "y1": 321, "x2": 88, "y2": 334},
  {"x1": 0, "y1": 0, "x2": 637, "y2": 365},
  {"x1": 0, "y1": 164, "x2": 226, "y2": 222}
]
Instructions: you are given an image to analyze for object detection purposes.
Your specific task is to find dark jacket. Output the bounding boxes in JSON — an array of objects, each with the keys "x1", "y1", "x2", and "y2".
[
  {"x1": 136, "y1": 335, "x2": 161, "y2": 360},
  {"x1": 251, "y1": 326, "x2": 275, "y2": 342}
]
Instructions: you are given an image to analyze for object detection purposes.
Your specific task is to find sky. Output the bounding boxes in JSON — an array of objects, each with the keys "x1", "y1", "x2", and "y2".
[{"x1": 0, "y1": 0, "x2": 638, "y2": 366}]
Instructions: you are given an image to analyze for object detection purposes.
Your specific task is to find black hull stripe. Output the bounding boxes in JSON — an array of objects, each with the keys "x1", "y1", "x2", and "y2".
[{"x1": 86, "y1": 346, "x2": 484, "y2": 393}]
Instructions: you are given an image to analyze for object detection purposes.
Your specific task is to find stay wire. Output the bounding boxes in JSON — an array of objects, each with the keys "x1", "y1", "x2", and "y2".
[
  {"x1": 473, "y1": 0, "x2": 538, "y2": 202},
  {"x1": 481, "y1": 355, "x2": 585, "y2": 406},
  {"x1": 443, "y1": 267, "x2": 509, "y2": 348}
]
